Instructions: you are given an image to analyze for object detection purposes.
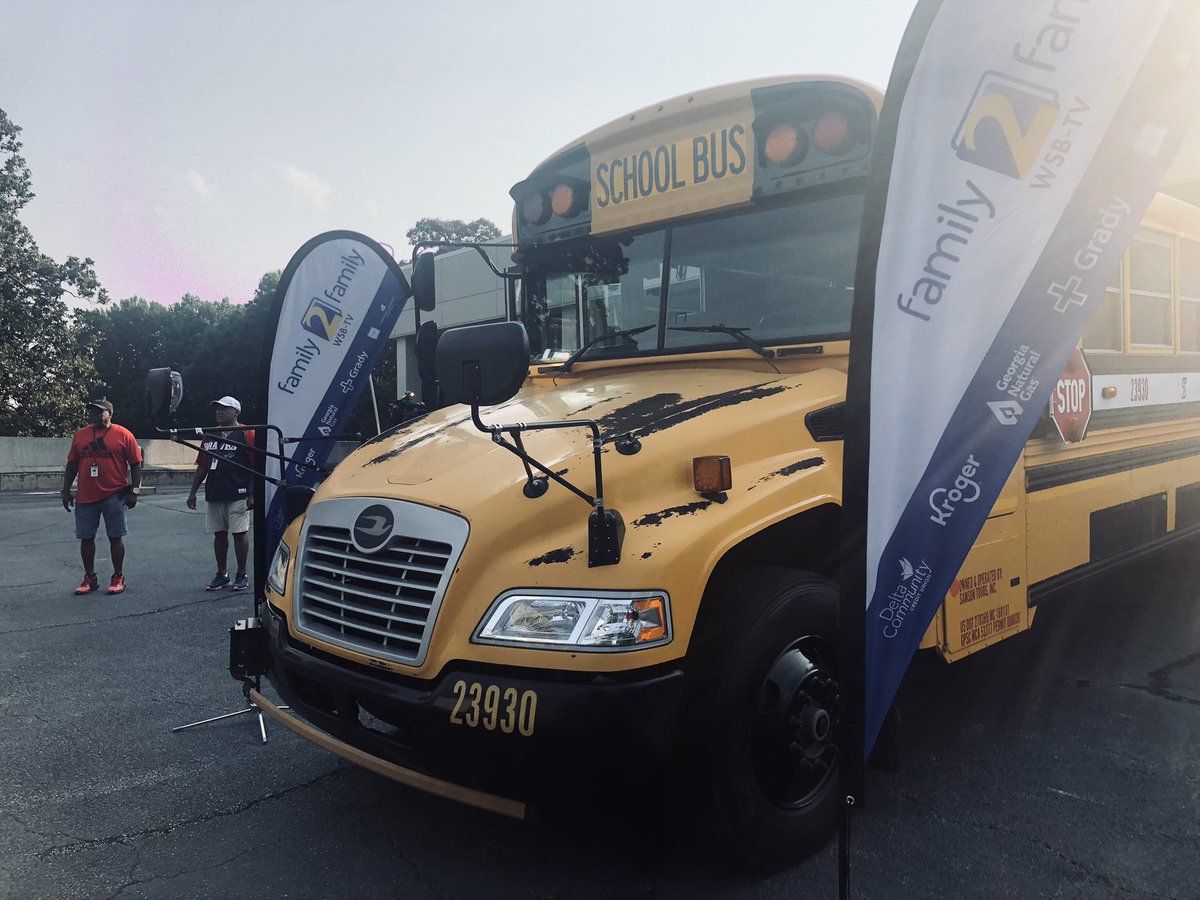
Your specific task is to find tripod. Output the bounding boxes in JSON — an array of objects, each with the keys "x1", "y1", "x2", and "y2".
[
  {"x1": 172, "y1": 611, "x2": 287, "y2": 743},
  {"x1": 172, "y1": 673, "x2": 287, "y2": 744}
]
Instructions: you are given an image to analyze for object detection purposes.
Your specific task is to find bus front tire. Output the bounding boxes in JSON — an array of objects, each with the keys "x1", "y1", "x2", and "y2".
[{"x1": 693, "y1": 567, "x2": 842, "y2": 872}]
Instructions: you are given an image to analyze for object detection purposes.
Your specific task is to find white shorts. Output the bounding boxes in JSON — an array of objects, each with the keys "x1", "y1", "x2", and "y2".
[{"x1": 206, "y1": 499, "x2": 250, "y2": 534}]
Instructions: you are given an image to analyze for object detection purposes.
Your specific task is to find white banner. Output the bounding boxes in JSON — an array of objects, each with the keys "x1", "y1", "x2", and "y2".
[
  {"x1": 847, "y1": 0, "x2": 1200, "y2": 754},
  {"x1": 260, "y1": 232, "x2": 410, "y2": 564}
]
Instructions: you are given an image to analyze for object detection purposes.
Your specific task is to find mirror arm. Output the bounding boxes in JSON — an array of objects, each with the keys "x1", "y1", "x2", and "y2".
[
  {"x1": 155, "y1": 432, "x2": 287, "y2": 488},
  {"x1": 152, "y1": 421, "x2": 334, "y2": 480},
  {"x1": 469, "y1": 406, "x2": 599, "y2": 507},
  {"x1": 412, "y1": 240, "x2": 520, "y2": 282}
]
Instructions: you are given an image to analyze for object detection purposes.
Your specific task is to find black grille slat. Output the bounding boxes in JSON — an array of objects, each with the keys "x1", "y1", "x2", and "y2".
[
  {"x1": 303, "y1": 560, "x2": 440, "y2": 595},
  {"x1": 304, "y1": 608, "x2": 423, "y2": 645},
  {"x1": 308, "y1": 543, "x2": 449, "y2": 576},
  {"x1": 300, "y1": 585, "x2": 430, "y2": 626}
]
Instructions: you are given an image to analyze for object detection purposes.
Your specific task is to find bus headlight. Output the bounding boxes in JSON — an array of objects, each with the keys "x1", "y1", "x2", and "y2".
[
  {"x1": 475, "y1": 590, "x2": 671, "y2": 651},
  {"x1": 267, "y1": 541, "x2": 291, "y2": 595}
]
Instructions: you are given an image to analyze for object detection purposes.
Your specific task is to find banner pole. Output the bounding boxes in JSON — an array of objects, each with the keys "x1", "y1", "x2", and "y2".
[{"x1": 369, "y1": 374, "x2": 382, "y2": 434}]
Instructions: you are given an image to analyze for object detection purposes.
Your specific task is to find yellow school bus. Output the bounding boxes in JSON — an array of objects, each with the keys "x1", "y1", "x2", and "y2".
[{"x1": 257, "y1": 75, "x2": 1200, "y2": 871}]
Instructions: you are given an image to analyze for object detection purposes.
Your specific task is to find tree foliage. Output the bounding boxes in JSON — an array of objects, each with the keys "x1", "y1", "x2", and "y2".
[
  {"x1": 0, "y1": 104, "x2": 472, "y2": 445},
  {"x1": 0, "y1": 107, "x2": 108, "y2": 436},
  {"x1": 74, "y1": 273, "x2": 284, "y2": 436},
  {"x1": 405, "y1": 216, "x2": 501, "y2": 253}
]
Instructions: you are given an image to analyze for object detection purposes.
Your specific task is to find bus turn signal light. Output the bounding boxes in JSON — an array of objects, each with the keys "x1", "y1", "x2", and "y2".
[
  {"x1": 813, "y1": 109, "x2": 852, "y2": 155},
  {"x1": 764, "y1": 122, "x2": 808, "y2": 166},
  {"x1": 521, "y1": 192, "x2": 551, "y2": 225},
  {"x1": 551, "y1": 182, "x2": 584, "y2": 217},
  {"x1": 694, "y1": 456, "x2": 732, "y2": 493}
]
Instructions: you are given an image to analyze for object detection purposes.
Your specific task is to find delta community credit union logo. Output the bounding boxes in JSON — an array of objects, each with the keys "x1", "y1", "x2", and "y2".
[{"x1": 952, "y1": 72, "x2": 1059, "y2": 179}]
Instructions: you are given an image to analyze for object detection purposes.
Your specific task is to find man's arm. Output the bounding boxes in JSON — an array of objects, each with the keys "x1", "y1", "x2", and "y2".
[
  {"x1": 61, "y1": 461, "x2": 78, "y2": 511},
  {"x1": 124, "y1": 461, "x2": 144, "y2": 509},
  {"x1": 186, "y1": 459, "x2": 207, "y2": 510}
]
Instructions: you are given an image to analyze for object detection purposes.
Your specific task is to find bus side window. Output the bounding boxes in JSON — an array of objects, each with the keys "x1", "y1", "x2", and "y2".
[
  {"x1": 1180, "y1": 238, "x2": 1200, "y2": 353},
  {"x1": 1082, "y1": 259, "x2": 1124, "y2": 352},
  {"x1": 1129, "y1": 232, "x2": 1174, "y2": 349}
]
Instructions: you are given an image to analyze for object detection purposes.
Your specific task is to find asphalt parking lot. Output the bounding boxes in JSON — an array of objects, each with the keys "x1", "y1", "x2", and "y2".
[{"x1": 2, "y1": 487, "x2": 1199, "y2": 899}]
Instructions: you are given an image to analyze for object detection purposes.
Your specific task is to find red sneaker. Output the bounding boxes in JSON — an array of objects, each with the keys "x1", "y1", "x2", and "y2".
[
  {"x1": 74, "y1": 573, "x2": 99, "y2": 595},
  {"x1": 106, "y1": 574, "x2": 126, "y2": 595}
]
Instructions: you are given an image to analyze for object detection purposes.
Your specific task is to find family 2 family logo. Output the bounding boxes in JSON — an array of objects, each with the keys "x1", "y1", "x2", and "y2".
[
  {"x1": 301, "y1": 296, "x2": 344, "y2": 342},
  {"x1": 952, "y1": 72, "x2": 1059, "y2": 180}
]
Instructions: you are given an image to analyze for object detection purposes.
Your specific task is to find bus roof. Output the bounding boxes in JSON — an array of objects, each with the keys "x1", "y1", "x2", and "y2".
[{"x1": 528, "y1": 74, "x2": 884, "y2": 176}]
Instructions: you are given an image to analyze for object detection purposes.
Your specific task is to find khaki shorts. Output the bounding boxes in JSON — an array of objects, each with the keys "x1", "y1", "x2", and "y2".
[{"x1": 206, "y1": 499, "x2": 251, "y2": 534}]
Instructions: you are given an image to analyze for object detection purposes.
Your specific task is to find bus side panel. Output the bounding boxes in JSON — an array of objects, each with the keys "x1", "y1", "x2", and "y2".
[
  {"x1": 934, "y1": 463, "x2": 1030, "y2": 662},
  {"x1": 1025, "y1": 423, "x2": 1200, "y2": 588}
]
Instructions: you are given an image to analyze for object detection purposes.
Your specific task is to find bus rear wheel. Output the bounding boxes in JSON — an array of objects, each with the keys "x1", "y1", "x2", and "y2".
[{"x1": 693, "y1": 567, "x2": 841, "y2": 872}]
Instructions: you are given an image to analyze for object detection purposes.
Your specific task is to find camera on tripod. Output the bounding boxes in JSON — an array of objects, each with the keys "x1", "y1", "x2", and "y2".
[{"x1": 229, "y1": 618, "x2": 271, "y2": 681}]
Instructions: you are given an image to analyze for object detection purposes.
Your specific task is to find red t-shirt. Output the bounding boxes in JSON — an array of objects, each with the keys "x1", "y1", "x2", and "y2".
[{"x1": 68, "y1": 424, "x2": 143, "y2": 504}]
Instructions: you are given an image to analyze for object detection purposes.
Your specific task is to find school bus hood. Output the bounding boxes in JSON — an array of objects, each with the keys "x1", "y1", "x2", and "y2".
[
  {"x1": 298, "y1": 361, "x2": 845, "y2": 675},
  {"x1": 321, "y1": 362, "x2": 844, "y2": 511}
]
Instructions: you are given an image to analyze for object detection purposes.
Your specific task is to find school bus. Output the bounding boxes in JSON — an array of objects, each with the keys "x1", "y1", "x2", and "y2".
[{"x1": 255, "y1": 75, "x2": 1200, "y2": 871}]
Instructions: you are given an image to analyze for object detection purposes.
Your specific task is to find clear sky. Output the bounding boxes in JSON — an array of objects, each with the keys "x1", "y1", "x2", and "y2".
[{"x1": 2, "y1": 0, "x2": 916, "y2": 306}]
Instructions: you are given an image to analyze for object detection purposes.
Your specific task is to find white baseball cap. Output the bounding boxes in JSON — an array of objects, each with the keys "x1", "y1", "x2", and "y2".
[{"x1": 211, "y1": 396, "x2": 242, "y2": 413}]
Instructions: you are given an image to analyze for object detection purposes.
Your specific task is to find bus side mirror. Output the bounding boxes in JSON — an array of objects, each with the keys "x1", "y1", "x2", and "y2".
[
  {"x1": 415, "y1": 320, "x2": 439, "y2": 383},
  {"x1": 436, "y1": 322, "x2": 529, "y2": 406},
  {"x1": 412, "y1": 251, "x2": 436, "y2": 312},
  {"x1": 145, "y1": 367, "x2": 184, "y2": 419}
]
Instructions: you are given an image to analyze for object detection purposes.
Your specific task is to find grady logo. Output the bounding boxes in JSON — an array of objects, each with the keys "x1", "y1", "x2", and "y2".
[
  {"x1": 352, "y1": 504, "x2": 394, "y2": 552},
  {"x1": 929, "y1": 454, "x2": 982, "y2": 527},
  {"x1": 988, "y1": 399, "x2": 1024, "y2": 425}
]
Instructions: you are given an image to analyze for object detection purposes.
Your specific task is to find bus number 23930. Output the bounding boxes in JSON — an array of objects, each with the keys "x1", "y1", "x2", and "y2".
[{"x1": 448, "y1": 680, "x2": 538, "y2": 736}]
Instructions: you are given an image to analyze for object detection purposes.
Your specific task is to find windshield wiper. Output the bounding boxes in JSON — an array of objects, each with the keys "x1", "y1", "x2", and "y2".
[
  {"x1": 558, "y1": 324, "x2": 657, "y2": 373},
  {"x1": 667, "y1": 324, "x2": 777, "y2": 361}
]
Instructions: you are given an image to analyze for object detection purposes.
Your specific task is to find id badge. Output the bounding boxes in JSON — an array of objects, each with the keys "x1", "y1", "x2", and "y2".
[
  {"x1": 210, "y1": 457, "x2": 219, "y2": 471},
  {"x1": 90, "y1": 463, "x2": 99, "y2": 478}
]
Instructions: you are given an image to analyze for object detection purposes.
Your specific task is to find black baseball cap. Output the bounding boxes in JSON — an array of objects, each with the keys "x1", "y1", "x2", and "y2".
[{"x1": 86, "y1": 398, "x2": 113, "y2": 413}]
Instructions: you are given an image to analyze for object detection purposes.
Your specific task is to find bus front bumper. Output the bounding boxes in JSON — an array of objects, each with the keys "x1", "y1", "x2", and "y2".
[{"x1": 263, "y1": 604, "x2": 687, "y2": 810}]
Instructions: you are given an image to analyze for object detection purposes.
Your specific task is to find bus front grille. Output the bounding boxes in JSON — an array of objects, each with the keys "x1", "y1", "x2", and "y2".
[{"x1": 294, "y1": 499, "x2": 468, "y2": 667}]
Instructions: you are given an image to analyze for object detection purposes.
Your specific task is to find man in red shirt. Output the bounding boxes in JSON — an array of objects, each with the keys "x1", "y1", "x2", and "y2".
[{"x1": 61, "y1": 399, "x2": 144, "y2": 595}]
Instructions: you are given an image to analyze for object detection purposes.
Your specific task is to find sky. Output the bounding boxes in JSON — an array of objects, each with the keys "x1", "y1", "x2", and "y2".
[{"x1": 2, "y1": 1, "x2": 917, "y2": 307}]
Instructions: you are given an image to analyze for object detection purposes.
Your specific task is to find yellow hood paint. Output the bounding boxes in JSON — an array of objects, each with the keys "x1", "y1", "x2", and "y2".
[{"x1": 272, "y1": 350, "x2": 849, "y2": 678}]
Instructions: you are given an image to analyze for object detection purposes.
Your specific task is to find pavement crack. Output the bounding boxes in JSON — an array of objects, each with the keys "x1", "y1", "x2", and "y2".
[
  {"x1": 36, "y1": 765, "x2": 345, "y2": 861},
  {"x1": 0, "y1": 593, "x2": 230, "y2": 637},
  {"x1": 102, "y1": 844, "x2": 257, "y2": 900},
  {"x1": 1069, "y1": 673, "x2": 1200, "y2": 708},
  {"x1": 897, "y1": 791, "x2": 1128, "y2": 893}
]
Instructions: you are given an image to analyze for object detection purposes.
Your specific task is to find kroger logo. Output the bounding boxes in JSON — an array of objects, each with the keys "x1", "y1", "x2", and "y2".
[{"x1": 928, "y1": 454, "x2": 982, "y2": 527}]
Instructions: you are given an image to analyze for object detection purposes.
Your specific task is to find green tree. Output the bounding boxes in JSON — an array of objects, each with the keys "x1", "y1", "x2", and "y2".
[
  {"x1": 0, "y1": 108, "x2": 108, "y2": 436},
  {"x1": 405, "y1": 217, "x2": 501, "y2": 254}
]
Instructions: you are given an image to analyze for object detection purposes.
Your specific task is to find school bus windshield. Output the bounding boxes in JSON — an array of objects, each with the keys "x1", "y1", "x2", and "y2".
[{"x1": 520, "y1": 190, "x2": 864, "y2": 361}]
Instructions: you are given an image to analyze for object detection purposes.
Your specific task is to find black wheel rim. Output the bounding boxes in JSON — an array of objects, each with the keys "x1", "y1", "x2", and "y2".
[{"x1": 748, "y1": 635, "x2": 839, "y2": 810}]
